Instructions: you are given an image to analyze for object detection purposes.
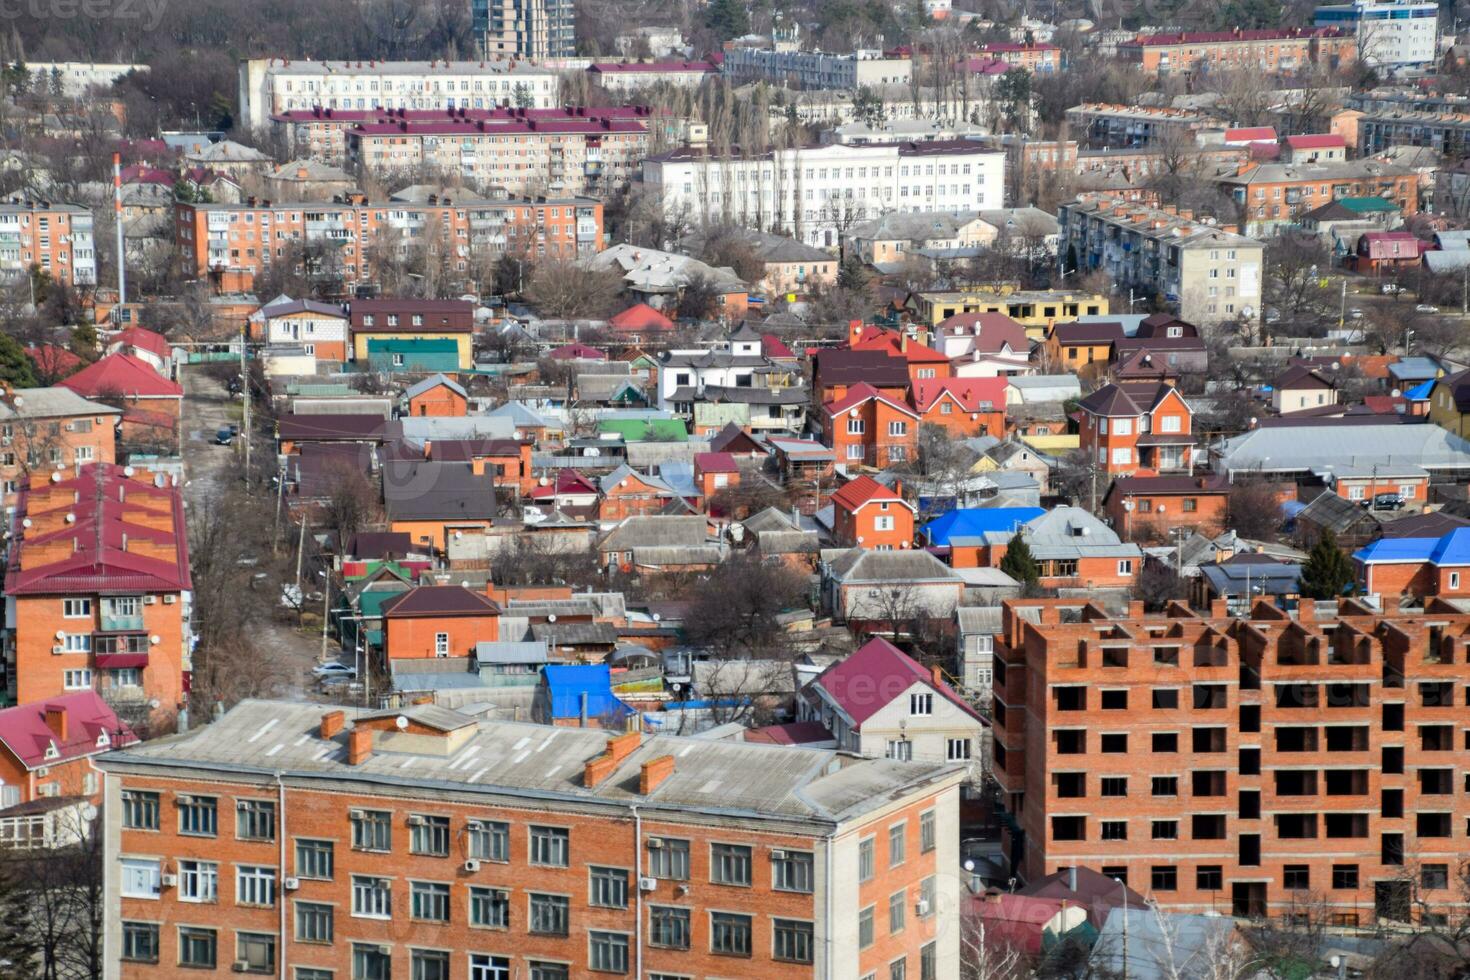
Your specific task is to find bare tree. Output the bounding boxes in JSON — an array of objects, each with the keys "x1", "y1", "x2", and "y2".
[
  {"x1": 960, "y1": 911, "x2": 1029, "y2": 980},
  {"x1": 525, "y1": 259, "x2": 624, "y2": 319}
]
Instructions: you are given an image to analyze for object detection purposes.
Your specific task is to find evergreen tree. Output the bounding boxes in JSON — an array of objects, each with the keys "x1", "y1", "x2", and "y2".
[
  {"x1": 837, "y1": 255, "x2": 869, "y2": 292},
  {"x1": 1299, "y1": 529, "x2": 1354, "y2": 600},
  {"x1": 705, "y1": 0, "x2": 750, "y2": 43},
  {"x1": 1000, "y1": 534, "x2": 1040, "y2": 586},
  {"x1": 69, "y1": 321, "x2": 99, "y2": 363},
  {"x1": 0, "y1": 858, "x2": 38, "y2": 974},
  {"x1": 0, "y1": 334, "x2": 37, "y2": 388}
]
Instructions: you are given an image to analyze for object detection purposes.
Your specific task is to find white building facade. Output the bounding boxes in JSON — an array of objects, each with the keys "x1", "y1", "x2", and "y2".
[
  {"x1": 237, "y1": 58, "x2": 563, "y2": 132},
  {"x1": 1314, "y1": 0, "x2": 1438, "y2": 67},
  {"x1": 722, "y1": 47, "x2": 912, "y2": 90},
  {"x1": 643, "y1": 141, "x2": 1005, "y2": 247}
]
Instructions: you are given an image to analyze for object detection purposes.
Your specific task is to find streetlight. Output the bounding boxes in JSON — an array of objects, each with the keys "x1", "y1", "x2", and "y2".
[{"x1": 1113, "y1": 876, "x2": 1129, "y2": 980}]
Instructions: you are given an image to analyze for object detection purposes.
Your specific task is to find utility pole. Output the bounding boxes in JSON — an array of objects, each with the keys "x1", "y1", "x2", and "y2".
[
  {"x1": 1338, "y1": 278, "x2": 1347, "y2": 330},
  {"x1": 112, "y1": 153, "x2": 126, "y2": 307},
  {"x1": 319, "y1": 575, "x2": 332, "y2": 664},
  {"x1": 295, "y1": 519, "x2": 308, "y2": 598},
  {"x1": 239, "y1": 324, "x2": 251, "y2": 486}
]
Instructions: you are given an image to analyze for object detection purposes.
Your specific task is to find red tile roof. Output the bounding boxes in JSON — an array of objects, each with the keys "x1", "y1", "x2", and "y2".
[
  {"x1": 824, "y1": 382, "x2": 919, "y2": 418},
  {"x1": 743, "y1": 721, "x2": 835, "y2": 745},
  {"x1": 693, "y1": 452, "x2": 740, "y2": 474},
  {"x1": 547, "y1": 343, "x2": 607, "y2": 360},
  {"x1": 25, "y1": 343, "x2": 83, "y2": 379},
  {"x1": 1132, "y1": 28, "x2": 1347, "y2": 45},
  {"x1": 109, "y1": 327, "x2": 171, "y2": 359},
  {"x1": 850, "y1": 326, "x2": 949, "y2": 363},
  {"x1": 912, "y1": 377, "x2": 1007, "y2": 414},
  {"x1": 807, "y1": 636, "x2": 985, "y2": 727},
  {"x1": 761, "y1": 334, "x2": 795, "y2": 359},
  {"x1": 5, "y1": 463, "x2": 191, "y2": 595},
  {"x1": 608, "y1": 303, "x2": 675, "y2": 333},
  {"x1": 831, "y1": 475, "x2": 902, "y2": 513},
  {"x1": 1224, "y1": 126, "x2": 1278, "y2": 142},
  {"x1": 530, "y1": 468, "x2": 600, "y2": 498},
  {"x1": 0, "y1": 691, "x2": 137, "y2": 770},
  {"x1": 935, "y1": 312, "x2": 1028, "y2": 353},
  {"x1": 1286, "y1": 134, "x2": 1345, "y2": 150},
  {"x1": 60, "y1": 353, "x2": 182, "y2": 399}
]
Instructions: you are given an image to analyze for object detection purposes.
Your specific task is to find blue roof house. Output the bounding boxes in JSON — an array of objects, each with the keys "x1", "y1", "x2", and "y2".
[{"x1": 533, "y1": 664, "x2": 635, "y2": 729}]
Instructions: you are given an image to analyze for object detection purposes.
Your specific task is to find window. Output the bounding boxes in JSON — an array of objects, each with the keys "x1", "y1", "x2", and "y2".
[
  {"x1": 297, "y1": 839, "x2": 334, "y2": 880},
  {"x1": 860, "y1": 904, "x2": 876, "y2": 947},
  {"x1": 910, "y1": 693, "x2": 933, "y2": 715},
  {"x1": 859, "y1": 838, "x2": 875, "y2": 882},
  {"x1": 889, "y1": 823, "x2": 907, "y2": 867},
  {"x1": 468, "y1": 820, "x2": 509, "y2": 861},
  {"x1": 434, "y1": 632, "x2": 449, "y2": 656},
  {"x1": 469, "y1": 885, "x2": 509, "y2": 928},
  {"x1": 773, "y1": 850, "x2": 814, "y2": 892},
  {"x1": 888, "y1": 421, "x2": 907, "y2": 437},
  {"x1": 848, "y1": 418, "x2": 865, "y2": 434},
  {"x1": 122, "y1": 790, "x2": 159, "y2": 830},
  {"x1": 889, "y1": 889, "x2": 907, "y2": 933},
  {"x1": 1101, "y1": 821, "x2": 1128, "y2": 840},
  {"x1": 352, "y1": 944, "x2": 391, "y2": 980},
  {"x1": 1153, "y1": 820, "x2": 1179, "y2": 840},
  {"x1": 1423, "y1": 865, "x2": 1449, "y2": 890},
  {"x1": 410, "y1": 815, "x2": 450, "y2": 856},
  {"x1": 589, "y1": 867, "x2": 628, "y2": 908},
  {"x1": 529, "y1": 893, "x2": 569, "y2": 935},
  {"x1": 351, "y1": 875, "x2": 392, "y2": 918},
  {"x1": 411, "y1": 881, "x2": 450, "y2": 922},
  {"x1": 237, "y1": 932, "x2": 276, "y2": 974},
  {"x1": 712, "y1": 843, "x2": 752, "y2": 885},
  {"x1": 179, "y1": 927, "x2": 216, "y2": 969},
  {"x1": 237, "y1": 799, "x2": 276, "y2": 841},
  {"x1": 121, "y1": 922, "x2": 159, "y2": 962},
  {"x1": 295, "y1": 901, "x2": 334, "y2": 943},
  {"x1": 647, "y1": 837, "x2": 689, "y2": 879},
  {"x1": 649, "y1": 905, "x2": 690, "y2": 948},
  {"x1": 886, "y1": 739, "x2": 913, "y2": 761},
  {"x1": 891, "y1": 959, "x2": 908, "y2": 980},
  {"x1": 350, "y1": 810, "x2": 390, "y2": 851},
  {"x1": 920, "y1": 811, "x2": 936, "y2": 853},
  {"x1": 1101, "y1": 777, "x2": 1128, "y2": 797},
  {"x1": 921, "y1": 942, "x2": 937, "y2": 980},
  {"x1": 1117, "y1": 560, "x2": 1134, "y2": 576},
  {"x1": 61, "y1": 634, "x2": 90, "y2": 653},
  {"x1": 121, "y1": 858, "x2": 160, "y2": 898},
  {"x1": 528, "y1": 965, "x2": 567, "y2": 980},
  {"x1": 1284, "y1": 865, "x2": 1310, "y2": 890},
  {"x1": 179, "y1": 860, "x2": 218, "y2": 902},
  {"x1": 237, "y1": 865, "x2": 276, "y2": 906},
  {"x1": 711, "y1": 912, "x2": 752, "y2": 956},
  {"x1": 588, "y1": 932, "x2": 629, "y2": 974},
  {"x1": 1152, "y1": 866, "x2": 1178, "y2": 891},
  {"x1": 875, "y1": 515, "x2": 895, "y2": 532},
  {"x1": 62, "y1": 598, "x2": 91, "y2": 618},
  {"x1": 410, "y1": 950, "x2": 449, "y2": 980},
  {"x1": 774, "y1": 919, "x2": 814, "y2": 963},
  {"x1": 470, "y1": 956, "x2": 510, "y2": 980},
  {"x1": 62, "y1": 669, "x2": 92, "y2": 690},
  {"x1": 946, "y1": 738, "x2": 972, "y2": 760},
  {"x1": 1332, "y1": 864, "x2": 1359, "y2": 889},
  {"x1": 530, "y1": 826, "x2": 569, "y2": 867}
]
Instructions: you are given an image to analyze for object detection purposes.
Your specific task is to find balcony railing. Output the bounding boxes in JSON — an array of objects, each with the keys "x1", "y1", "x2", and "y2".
[{"x1": 99, "y1": 611, "x2": 144, "y2": 632}]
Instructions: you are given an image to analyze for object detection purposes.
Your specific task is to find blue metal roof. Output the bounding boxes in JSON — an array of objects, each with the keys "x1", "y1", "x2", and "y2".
[
  {"x1": 541, "y1": 664, "x2": 632, "y2": 720},
  {"x1": 1354, "y1": 537, "x2": 1437, "y2": 563},
  {"x1": 921, "y1": 507, "x2": 1046, "y2": 546},
  {"x1": 1431, "y1": 527, "x2": 1470, "y2": 565},
  {"x1": 1405, "y1": 379, "x2": 1435, "y2": 401}
]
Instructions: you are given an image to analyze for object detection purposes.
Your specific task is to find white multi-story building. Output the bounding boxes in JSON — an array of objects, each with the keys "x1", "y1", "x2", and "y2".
[
  {"x1": 237, "y1": 58, "x2": 563, "y2": 132},
  {"x1": 1314, "y1": 0, "x2": 1438, "y2": 67},
  {"x1": 642, "y1": 140, "x2": 1005, "y2": 247},
  {"x1": 722, "y1": 46, "x2": 912, "y2": 90},
  {"x1": 19, "y1": 62, "x2": 147, "y2": 97}
]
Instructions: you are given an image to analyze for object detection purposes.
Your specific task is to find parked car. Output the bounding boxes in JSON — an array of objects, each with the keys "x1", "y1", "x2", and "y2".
[
  {"x1": 214, "y1": 426, "x2": 235, "y2": 446},
  {"x1": 312, "y1": 661, "x2": 358, "y2": 680},
  {"x1": 1363, "y1": 493, "x2": 1405, "y2": 511},
  {"x1": 1416, "y1": 304, "x2": 1440, "y2": 314},
  {"x1": 1348, "y1": 308, "x2": 1364, "y2": 320},
  {"x1": 1381, "y1": 283, "x2": 1404, "y2": 295}
]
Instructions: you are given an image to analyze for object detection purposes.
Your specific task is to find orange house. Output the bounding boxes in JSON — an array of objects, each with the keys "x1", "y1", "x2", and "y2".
[
  {"x1": 910, "y1": 377, "x2": 1007, "y2": 437},
  {"x1": 849, "y1": 322, "x2": 952, "y2": 386},
  {"x1": 381, "y1": 586, "x2": 502, "y2": 661},
  {"x1": 597, "y1": 465, "x2": 684, "y2": 522},
  {"x1": 0, "y1": 692, "x2": 137, "y2": 806},
  {"x1": 1042, "y1": 321, "x2": 1122, "y2": 373},
  {"x1": 405, "y1": 374, "x2": 468, "y2": 417},
  {"x1": 0, "y1": 387, "x2": 121, "y2": 506},
  {"x1": 693, "y1": 452, "x2": 741, "y2": 504},
  {"x1": 822, "y1": 383, "x2": 921, "y2": 470},
  {"x1": 1077, "y1": 381, "x2": 1194, "y2": 476},
  {"x1": 428, "y1": 439, "x2": 536, "y2": 496},
  {"x1": 1101, "y1": 474, "x2": 1231, "y2": 540},
  {"x1": 831, "y1": 476, "x2": 916, "y2": 550}
]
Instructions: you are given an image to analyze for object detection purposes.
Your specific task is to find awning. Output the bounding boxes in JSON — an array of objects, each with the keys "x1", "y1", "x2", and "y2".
[{"x1": 95, "y1": 653, "x2": 149, "y2": 669}]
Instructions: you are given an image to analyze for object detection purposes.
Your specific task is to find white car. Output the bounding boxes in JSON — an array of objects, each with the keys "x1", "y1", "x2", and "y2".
[
  {"x1": 1416, "y1": 304, "x2": 1440, "y2": 314},
  {"x1": 1382, "y1": 283, "x2": 1404, "y2": 295},
  {"x1": 312, "y1": 661, "x2": 358, "y2": 680}
]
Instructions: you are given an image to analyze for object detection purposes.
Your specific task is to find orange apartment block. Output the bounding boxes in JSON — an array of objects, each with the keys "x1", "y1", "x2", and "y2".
[
  {"x1": 1119, "y1": 27, "x2": 1356, "y2": 76},
  {"x1": 0, "y1": 387, "x2": 120, "y2": 505},
  {"x1": 994, "y1": 596, "x2": 1470, "y2": 921},
  {"x1": 174, "y1": 194, "x2": 604, "y2": 293},
  {"x1": 831, "y1": 476, "x2": 916, "y2": 550},
  {"x1": 0, "y1": 691, "x2": 137, "y2": 807},
  {"x1": 822, "y1": 384, "x2": 921, "y2": 471},
  {"x1": 381, "y1": 586, "x2": 502, "y2": 662},
  {"x1": 101, "y1": 699, "x2": 965, "y2": 979},
  {"x1": 1077, "y1": 381, "x2": 1195, "y2": 476},
  {"x1": 0, "y1": 201, "x2": 98, "y2": 287},
  {"x1": 3, "y1": 464, "x2": 190, "y2": 729},
  {"x1": 977, "y1": 42, "x2": 1061, "y2": 72},
  {"x1": 1101, "y1": 474, "x2": 1232, "y2": 540},
  {"x1": 1214, "y1": 161, "x2": 1419, "y2": 233}
]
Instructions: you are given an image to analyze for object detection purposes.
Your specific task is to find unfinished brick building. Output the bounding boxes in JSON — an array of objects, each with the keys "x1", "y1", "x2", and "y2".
[{"x1": 993, "y1": 596, "x2": 1470, "y2": 922}]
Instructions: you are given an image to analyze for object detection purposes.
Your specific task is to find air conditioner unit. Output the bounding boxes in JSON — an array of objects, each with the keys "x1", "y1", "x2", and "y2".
[
  {"x1": 177, "y1": 795, "x2": 194, "y2": 805},
  {"x1": 143, "y1": 595, "x2": 157, "y2": 605},
  {"x1": 35, "y1": 767, "x2": 48, "y2": 777},
  {"x1": 463, "y1": 859, "x2": 481, "y2": 873},
  {"x1": 646, "y1": 838, "x2": 664, "y2": 849},
  {"x1": 639, "y1": 876, "x2": 657, "y2": 891},
  {"x1": 284, "y1": 877, "x2": 300, "y2": 891},
  {"x1": 771, "y1": 849, "x2": 787, "y2": 860},
  {"x1": 376, "y1": 945, "x2": 391, "y2": 956},
  {"x1": 51, "y1": 645, "x2": 64, "y2": 654},
  {"x1": 160, "y1": 873, "x2": 178, "y2": 887},
  {"x1": 915, "y1": 898, "x2": 930, "y2": 916},
  {"x1": 348, "y1": 808, "x2": 365, "y2": 819},
  {"x1": 232, "y1": 961, "x2": 251, "y2": 973},
  {"x1": 163, "y1": 595, "x2": 176, "y2": 604},
  {"x1": 406, "y1": 815, "x2": 425, "y2": 826}
]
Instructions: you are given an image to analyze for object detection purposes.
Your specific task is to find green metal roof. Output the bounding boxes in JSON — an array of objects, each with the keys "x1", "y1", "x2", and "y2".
[
  {"x1": 366, "y1": 338, "x2": 459, "y2": 354},
  {"x1": 1336, "y1": 197, "x2": 1400, "y2": 214},
  {"x1": 597, "y1": 418, "x2": 688, "y2": 443},
  {"x1": 287, "y1": 383, "x2": 358, "y2": 396}
]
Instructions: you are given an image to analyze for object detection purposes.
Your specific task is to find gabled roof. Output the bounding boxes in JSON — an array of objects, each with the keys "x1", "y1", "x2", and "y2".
[
  {"x1": 381, "y1": 585, "x2": 502, "y2": 618},
  {"x1": 935, "y1": 312, "x2": 1028, "y2": 353},
  {"x1": 1272, "y1": 364, "x2": 1335, "y2": 391},
  {"x1": 807, "y1": 636, "x2": 984, "y2": 728},
  {"x1": 0, "y1": 387, "x2": 120, "y2": 422},
  {"x1": 912, "y1": 377, "x2": 1006, "y2": 414},
  {"x1": 277, "y1": 414, "x2": 387, "y2": 442},
  {"x1": 850, "y1": 326, "x2": 949, "y2": 364},
  {"x1": 813, "y1": 349, "x2": 912, "y2": 388},
  {"x1": 405, "y1": 373, "x2": 467, "y2": 400},
  {"x1": 693, "y1": 452, "x2": 740, "y2": 474},
  {"x1": 382, "y1": 460, "x2": 497, "y2": 521},
  {"x1": 1050, "y1": 321, "x2": 1124, "y2": 346},
  {"x1": 598, "y1": 463, "x2": 677, "y2": 497},
  {"x1": 60, "y1": 353, "x2": 182, "y2": 399},
  {"x1": 0, "y1": 692, "x2": 137, "y2": 771},
  {"x1": 609, "y1": 302, "x2": 676, "y2": 333},
  {"x1": 709, "y1": 422, "x2": 766, "y2": 456},
  {"x1": 921, "y1": 507, "x2": 1047, "y2": 545},
  {"x1": 547, "y1": 342, "x2": 607, "y2": 360},
  {"x1": 109, "y1": 327, "x2": 170, "y2": 359},
  {"x1": 1286, "y1": 133, "x2": 1345, "y2": 150},
  {"x1": 832, "y1": 475, "x2": 906, "y2": 513},
  {"x1": 824, "y1": 382, "x2": 920, "y2": 418}
]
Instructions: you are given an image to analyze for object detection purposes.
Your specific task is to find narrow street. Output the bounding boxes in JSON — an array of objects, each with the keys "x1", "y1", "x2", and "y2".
[{"x1": 179, "y1": 365, "x2": 328, "y2": 700}]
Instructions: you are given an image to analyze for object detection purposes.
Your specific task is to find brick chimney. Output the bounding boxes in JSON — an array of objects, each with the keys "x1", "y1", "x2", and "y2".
[
  {"x1": 640, "y1": 755, "x2": 675, "y2": 794},
  {"x1": 848, "y1": 320, "x2": 864, "y2": 346},
  {"x1": 43, "y1": 705, "x2": 66, "y2": 742},
  {"x1": 347, "y1": 727, "x2": 372, "y2": 765},
  {"x1": 929, "y1": 664, "x2": 945, "y2": 688},
  {"x1": 320, "y1": 710, "x2": 345, "y2": 739},
  {"x1": 584, "y1": 754, "x2": 618, "y2": 787},
  {"x1": 606, "y1": 730, "x2": 641, "y2": 763}
]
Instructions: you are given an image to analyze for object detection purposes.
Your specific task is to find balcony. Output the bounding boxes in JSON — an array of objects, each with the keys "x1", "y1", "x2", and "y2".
[{"x1": 99, "y1": 610, "x2": 144, "y2": 633}]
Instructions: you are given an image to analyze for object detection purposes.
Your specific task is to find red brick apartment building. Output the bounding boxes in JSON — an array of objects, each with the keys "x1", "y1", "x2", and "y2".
[
  {"x1": 101, "y1": 699, "x2": 966, "y2": 978},
  {"x1": 993, "y1": 597, "x2": 1470, "y2": 922},
  {"x1": 1118, "y1": 27, "x2": 1356, "y2": 76}
]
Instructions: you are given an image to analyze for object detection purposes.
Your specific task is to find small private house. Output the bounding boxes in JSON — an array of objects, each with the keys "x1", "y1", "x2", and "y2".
[
  {"x1": 249, "y1": 296, "x2": 350, "y2": 361},
  {"x1": 366, "y1": 338, "x2": 462, "y2": 375},
  {"x1": 1270, "y1": 364, "x2": 1338, "y2": 414},
  {"x1": 1353, "y1": 528, "x2": 1470, "y2": 603},
  {"x1": 0, "y1": 692, "x2": 137, "y2": 808},
  {"x1": 796, "y1": 636, "x2": 986, "y2": 778},
  {"x1": 831, "y1": 475, "x2": 917, "y2": 549},
  {"x1": 349, "y1": 298, "x2": 475, "y2": 369},
  {"x1": 405, "y1": 374, "x2": 468, "y2": 417},
  {"x1": 380, "y1": 585, "x2": 502, "y2": 662},
  {"x1": 911, "y1": 377, "x2": 1007, "y2": 437},
  {"x1": 1100, "y1": 474, "x2": 1232, "y2": 538},
  {"x1": 532, "y1": 664, "x2": 635, "y2": 728}
]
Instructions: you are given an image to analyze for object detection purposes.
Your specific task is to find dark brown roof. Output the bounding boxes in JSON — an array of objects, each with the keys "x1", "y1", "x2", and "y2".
[
  {"x1": 381, "y1": 585, "x2": 502, "y2": 618},
  {"x1": 429, "y1": 439, "x2": 524, "y2": 461},
  {"x1": 278, "y1": 414, "x2": 387, "y2": 442},
  {"x1": 814, "y1": 349, "x2": 911, "y2": 387},
  {"x1": 1273, "y1": 364, "x2": 1335, "y2": 390},
  {"x1": 349, "y1": 531, "x2": 415, "y2": 560},
  {"x1": 1050, "y1": 321, "x2": 1125, "y2": 345},
  {"x1": 1103, "y1": 474, "x2": 1228, "y2": 504}
]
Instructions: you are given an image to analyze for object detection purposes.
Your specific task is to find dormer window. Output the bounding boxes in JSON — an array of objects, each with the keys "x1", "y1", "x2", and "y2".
[
  {"x1": 96, "y1": 731, "x2": 110, "y2": 748},
  {"x1": 44, "y1": 741, "x2": 59, "y2": 761}
]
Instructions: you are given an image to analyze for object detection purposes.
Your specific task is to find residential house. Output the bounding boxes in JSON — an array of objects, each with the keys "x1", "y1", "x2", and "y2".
[
  {"x1": 919, "y1": 507, "x2": 1046, "y2": 568},
  {"x1": 1281, "y1": 133, "x2": 1348, "y2": 163},
  {"x1": 811, "y1": 349, "x2": 912, "y2": 405},
  {"x1": 831, "y1": 476, "x2": 917, "y2": 550},
  {"x1": 608, "y1": 303, "x2": 676, "y2": 342},
  {"x1": 404, "y1": 374, "x2": 468, "y2": 417},
  {"x1": 1271, "y1": 364, "x2": 1340, "y2": 415},
  {"x1": 428, "y1": 439, "x2": 535, "y2": 496},
  {"x1": 1353, "y1": 527, "x2": 1470, "y2": 601},
  {"x1": 248, "y1": 297, "x2": 351, "y2": 361},
  {"x1": 932, "y1": 313, "x2": 1032, "y2": 378},
  {"x1": 797, "y1": 636, "x2": 987, "y2": 776},
  {"x1": 1101, "y1": 474, "x2": 1232, "y2": 539},
  {"x1": 3, "y1": 464, "x2": 191, "y2": 725},
  {"x1": 589, "y1": 244, "x2": 749, "y2": 320},
  {"x1": 847, "y1": 323, "x2": 953, "y2": 387},
  {"x1": 1042, "y1": 320, "x2": 1123, "y2": 374},
  {"x1": 528, "y1": 469, "x2": 601, "y2": 520},
  {"x1": 692, "y1": 452, "x2": 741, "y2": 503},
  {"x1": 1427, "y1": 367, "x2": 1470, "y2": 439},
  {"x1": 1193, "y1": 552, "x2": 1304, "y2": 610},
  {"x1": 596, "y1": 515, "x2": 717, "y2": 571},
  {"x1": 382, "y1": 460, "x2": 497, "y2": 553},
  {"x1": 366, "y1": 338, "x2": 462, "y2": 375},
  {"x1": 821, "y1": 548, "x2": 967, "y2": 627},
  {"x1": 59, "y1": 353, "x2": 183, "y2": 445},
  {"x1": 1003, "y1": 506, "x2": 1142, "y2": 589},
  {"x1": 911, "y1": 378, "x2": 1007, "y2": 438},
  {"x1": 104, "y1": 328, "x2": 173, "y2": 379},
  {"x1": 656, "y1": 324, "x2": 805, "y2": 434},
  {"x1": 1077, "y1": 382, "x2": 1195, "y2": 475},
  {"x1": 1353, "y1": 230, "x2": 1425, "y2": 274},
  {"x1": 1215, "y1": 418, "x2": 1470, "y2": 482},
  {"x1": 598, "y1": 465, "x2": 693, "y2": 522},
  {"x1": 0, "y1": 388, "x2": 120, "y2": 505},
  {"x1": 821, "y1": 383, "x2": 921, "y2": 471},
  {"x1": 907, "y1": 290, "x2": 1109, "y2": 336},
  {"x1": 0, "y1": 692, "x2": 137, "y2": 809},
  {"x1": 706, "y1": 229, "x2": 837, "y2": 296},
  {"x1": 349, "y1": 299, "x2": 475, "y2": 370},
  {"x1": 381, "y1": 586, "x2": 502, "y2": 663}
]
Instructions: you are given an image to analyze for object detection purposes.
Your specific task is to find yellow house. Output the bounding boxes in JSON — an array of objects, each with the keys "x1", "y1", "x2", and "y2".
[
  {"x1": 1428, "y1": 369, "x2": 1470, "y2": 439},
  {"x1": 908, "y1": 289, "x2": 1109, "y2": 339},
  {"x1": 349, "y1": 299, "x2": 476, "y2": 371}
]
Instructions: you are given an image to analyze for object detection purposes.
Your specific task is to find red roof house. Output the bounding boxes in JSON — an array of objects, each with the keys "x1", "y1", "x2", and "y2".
[
  {"x1": 61, "y1": 353, "x2": 183, "y2": 441},
  {"x1": 831, "y1": 475, "x2": 915, "y2": 549},
  {"x1": 547, "y1": 343, "x2": 607, "y2": 361},
  {"x1": 609, "y1": 303, "x2": 676, "y2": 336},
  {"x1": 911, "y1": 377, "x2": 1008, "y2": 436},
  {"x1": 0, "y1": 691, "x2": 138, "y2": 807}
]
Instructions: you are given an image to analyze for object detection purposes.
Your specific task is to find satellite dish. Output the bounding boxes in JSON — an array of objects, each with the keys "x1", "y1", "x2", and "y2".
[
  {"x1": 81, "y1": 803, "x2": 97, "y2": 821},
  {"x1": 652, "y1": 612, "x2": 662, "y2": 622},
  {"x1": 548, "y1": 614, "x2": 558, "y2": 623},
  {"x1": 49, "y1": 472, "x2": 60, "y2": 483},
  {"x1": 150, "y1": 635, "x2": 161, "y2": 645},
  {"x1": 55, "y1": 629, "x2": 65, "y2": 640},
  {"x1": 395, "y1": 715, "x2": 409, "y2": 730},
  {"x1": 123, "y1": 465, "x2": 134, "y2": 477}
]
